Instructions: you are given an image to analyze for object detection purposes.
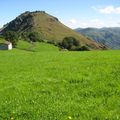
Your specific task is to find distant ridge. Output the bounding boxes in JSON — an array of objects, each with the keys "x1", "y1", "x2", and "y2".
[
  {"x1": 0, "y1": 11, "x2": 105, "y2": 50},
  {"x1": 75, "y1": 27, "x2": 120, "y2": 49}
]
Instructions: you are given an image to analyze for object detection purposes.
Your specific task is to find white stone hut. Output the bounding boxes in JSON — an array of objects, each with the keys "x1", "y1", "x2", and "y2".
[{"x1": 0, "y1": 41, "x2": 12, "y2": 50}]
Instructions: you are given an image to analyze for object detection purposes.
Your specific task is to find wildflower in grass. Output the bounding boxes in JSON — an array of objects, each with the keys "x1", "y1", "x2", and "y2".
[
  {"x1": 68, "y1": 116, "x2": 72, "y2": 119},
  {"x1": 10, "y1": 117, "x2": 14, "y2": 120},
  {"x1": 117, "y1": 115, "x2": 119, "y2": 119}
]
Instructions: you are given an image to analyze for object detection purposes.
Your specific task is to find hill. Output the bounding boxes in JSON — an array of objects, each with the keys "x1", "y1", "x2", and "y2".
[
  {"x1": 0, "y1": 11, "x2": 104, "y2": 50},
  {"x1": 75, "y1": 27, "x2": 120, "y2": 49}
]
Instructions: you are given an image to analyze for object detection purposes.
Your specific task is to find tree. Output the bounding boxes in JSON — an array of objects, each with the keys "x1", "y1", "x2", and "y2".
[
  {"x1": 28, "y1": 32, "x2": 43, "y2": 42},
  {"x1": 79, "y1": 45, "x2": 90, "y2": 51},
  {"x1": 4, "y1": 31, "x2": 18, "y2": 47},
  {"x1": 61, "y1": 37, "x2": 80, "y2": 50}
]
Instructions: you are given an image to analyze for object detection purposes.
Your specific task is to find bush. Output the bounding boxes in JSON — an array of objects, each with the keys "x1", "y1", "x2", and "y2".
[
  {"x1": 4, "y1": 31, "x2": 18, "y2": 47},
  {"x1": 61, "y1": 37, "x2": 80, "y2": 50},
  {"x1": 80, "y1": 45, "x2": 90, "y2": 51},
  {"x1": 28, "y1": 32, "x2": 43, "y2": 42},
  {"x1": 47, "y1": 40, "x2": 55, "y2": 44}
]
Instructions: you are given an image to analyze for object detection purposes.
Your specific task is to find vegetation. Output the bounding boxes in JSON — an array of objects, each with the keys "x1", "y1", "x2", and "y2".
[
  {"x1": 0, "y1": 11, "x2": 103, "y2": 50},
  {"x1": 59, "y1": 37, "x2": 90, "y2": 51},
  {"x1": 0, "y1": 36, "x2": 4, "y2": 43},
  {"x1": 28, "y1": 32, "x2": 43, "y2": 42},
  {"x1": 75, "y1": 27, "x2": 120, "y2": 49},
  {"x1": 79, "y1": 45, "x2": 90, "y2": 51},
  {"x1": 16, "y1": 40, "x2": 59, "y2": 52},
  {"x1": 4, "y1": 31, "x2": 19, "y2": 47},
  {"x1": 60, "y1": 37, "x2": 80, "y2": 50},
  {"x1": 0, "y1": 49, "x2": 120, "y2": 120}
]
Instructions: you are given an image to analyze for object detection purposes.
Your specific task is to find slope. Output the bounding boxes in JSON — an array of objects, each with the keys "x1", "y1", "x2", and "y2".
[
  {"x1": 0, "y1": 11, "x2": 104, "y2": 50},
  {"x1": 16, "y1": 40, "x2": 59, "y2": 52},
  {"x1": 75, "y1": 27, "x2": 120, "y2": 49}
]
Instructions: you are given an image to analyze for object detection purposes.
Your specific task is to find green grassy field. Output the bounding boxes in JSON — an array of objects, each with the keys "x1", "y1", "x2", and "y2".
[
  {"x1": 16, "y1": 41, "x2": 59, "y2": 52},
  {"x1": 0, "y1": 48, "x2": 120, "y2": 120}
]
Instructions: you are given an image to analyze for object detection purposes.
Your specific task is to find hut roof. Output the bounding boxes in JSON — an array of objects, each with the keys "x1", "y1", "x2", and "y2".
[{"x1": 4, "y1": 41, "x2": 12, "y2": 45}]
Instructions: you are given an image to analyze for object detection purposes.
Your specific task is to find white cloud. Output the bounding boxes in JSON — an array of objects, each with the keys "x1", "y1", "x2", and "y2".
[
  {"x1": 69, "y1": 19, "x2": 77, "y2": 24},
  {"x1": 62, "y1": 19, "x2": 78, "y2": 28},
  {"x1": 80, "y1": 19, "x2": 105, "y2": 28},
  {"x1": 94, "y1": 6, "x2": 120, "y2": 14},
  {"x1": 63, "y1": 18, "x2": 120, "y2": 28},
  {"x1": 64, "y1": 19, "x2": 105, "y2": 28},
  {"x1": 90, "y1": 19, "x2": 104, "y2": 26}
]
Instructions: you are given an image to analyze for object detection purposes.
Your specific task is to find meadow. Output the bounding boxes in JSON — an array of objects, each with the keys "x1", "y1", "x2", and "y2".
[{"x1": 0, "y1": 46, "x2": 120, "y2": 120}]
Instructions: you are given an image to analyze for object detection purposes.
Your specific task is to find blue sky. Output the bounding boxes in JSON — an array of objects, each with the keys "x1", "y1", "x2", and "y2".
[{"x1": 0, "y1": 0, "x2": 120, "y2": 28}]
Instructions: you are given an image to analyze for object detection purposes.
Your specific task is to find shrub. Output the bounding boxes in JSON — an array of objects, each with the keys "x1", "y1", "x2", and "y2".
[
  {"x1": 61, "y1": 37, "x2": 80, "y2": 50},
  {"x1": 28, "y1": 32, "x2": 43, "y2": 42},
  {"x1": 4, "y1": 31, "x2": 19, "y2": 47},
  {"x1": 80, "y1": 45, "x2": 90, "y2": 51}
]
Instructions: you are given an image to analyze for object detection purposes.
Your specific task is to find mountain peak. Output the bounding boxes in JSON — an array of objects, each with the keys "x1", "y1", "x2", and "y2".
[{"x1": 1, "y1": 11, "x2": 105, "y2": 50}]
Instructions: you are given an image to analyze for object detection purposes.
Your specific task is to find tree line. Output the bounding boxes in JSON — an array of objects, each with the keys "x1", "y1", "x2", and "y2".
[{"x1": 1, "y1": 31, "x2": 90, "y2": 51}]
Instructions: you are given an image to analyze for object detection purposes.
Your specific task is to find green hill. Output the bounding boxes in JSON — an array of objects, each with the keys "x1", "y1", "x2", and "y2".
[
  {"x1": 0, "y1": 35, "x2": 59, "y2": 52},
  {"x1": 0, "y1": 11, "x2": 104, "y2": 50},
  {"x1": 16, "y1": 40, "x2": 59, "y2": 52},
  {"x1": 75, "y1": 27, "x2": 120, "y2": 49}
]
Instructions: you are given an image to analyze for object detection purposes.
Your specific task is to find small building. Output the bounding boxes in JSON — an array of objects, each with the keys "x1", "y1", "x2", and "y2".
[{"x1": 0, "y1": 41, "x2": 12, "y2": 50}]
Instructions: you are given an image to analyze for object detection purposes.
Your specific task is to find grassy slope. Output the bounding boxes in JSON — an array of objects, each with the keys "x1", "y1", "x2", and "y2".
[
  {"x1": 16, "y1": 41, "x2": 59, "y2": 52},
  {"x1": 0, "y1": 50, "x2": 120, "y2": 120},
  {"x1": 0, "y1": 37, "x2": 4, "y2": 43},
  {"x1": 0, "y1": 38, "x2": 59, "y2": 52},
  {"x1": 32, "y1": 13, "x2": 100, "y2": 49},
  {"x1": 2, "y1": 11, "x2": 102, "y2": 50},
  {"x1": 75, "y1": 27, "x2": 120, "y2": 49}
]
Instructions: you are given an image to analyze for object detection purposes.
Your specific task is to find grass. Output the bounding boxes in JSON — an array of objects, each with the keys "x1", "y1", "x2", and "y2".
[
  {"x1": 0, "y1": 49, "x2": 120, "y2": 120},
  {"x1": 16, "y1": 40, "x2": 59, "y2": 52},
  {"x1": 0, "y1": 37, "x2": 4, "y2": 43}
]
